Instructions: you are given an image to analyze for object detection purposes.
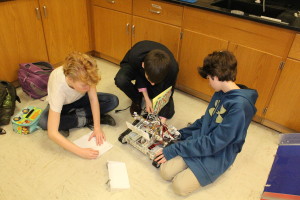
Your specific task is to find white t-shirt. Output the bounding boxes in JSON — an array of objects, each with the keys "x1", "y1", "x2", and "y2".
[{"x1": 47, "y1": 66, "x2": 85, "y2": 113}]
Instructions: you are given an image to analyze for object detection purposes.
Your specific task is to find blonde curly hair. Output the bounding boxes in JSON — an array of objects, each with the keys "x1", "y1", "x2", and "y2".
[{"x1": 63, "y1": 52, "x2": 100, "y2": 86}]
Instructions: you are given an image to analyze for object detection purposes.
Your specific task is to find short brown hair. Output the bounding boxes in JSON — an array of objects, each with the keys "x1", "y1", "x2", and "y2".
[
  {"x1": 63, "y1": 52, "x2": 100, "y2": 85},
  {"x1": 198, "y1": 51, "x2": 237, "y2": 81},
  {"x1": 144, "y1": 49, "x2": 170, "y2": 84}
]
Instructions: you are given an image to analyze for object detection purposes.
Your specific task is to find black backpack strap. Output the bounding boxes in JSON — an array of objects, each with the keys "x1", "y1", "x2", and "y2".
[{"x1": 33, "y1": 62, "x2": 54, "y2": 71}]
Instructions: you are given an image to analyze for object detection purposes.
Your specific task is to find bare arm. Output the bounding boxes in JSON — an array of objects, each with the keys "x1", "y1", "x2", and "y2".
[
  {"x1": 87, "y1": 86, "x2": 105, "y2": 145},
  {"x1": 142, "y1": 90, "x2": 167, "y2": 124},
  {"x1": 141, "y1": 90, "x2": 153, "y2": 113},
  {"x1": 47, "y1": 108, "x2": 99, "y2": 159}
]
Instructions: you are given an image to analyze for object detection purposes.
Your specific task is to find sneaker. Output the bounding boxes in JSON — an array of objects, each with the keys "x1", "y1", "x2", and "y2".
[
  {"x1": 0, "y1": 128, "x2": 6, "y2": 135},
  {"x1": 130, "y1": 101, "x2": 142, "y2": 116},
  {"x1": 101, "y1": 114, "x2": 116, "y2": 126},
  {"x1": 85, "y1": 115, "x2": 116, "y2": 130},
  {"x1": 59, "y1": 130, "x2": 70, "y2": 137}
]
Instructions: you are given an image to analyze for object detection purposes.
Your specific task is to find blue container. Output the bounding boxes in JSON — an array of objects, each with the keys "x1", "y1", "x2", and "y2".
[{"x1": 11, "y1": 106, "x2": 43, "y2": 134}]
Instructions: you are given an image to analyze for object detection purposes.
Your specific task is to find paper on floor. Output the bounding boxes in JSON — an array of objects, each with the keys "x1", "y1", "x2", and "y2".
[
  {"x1": 73, "y1": 131, "x2": 113, "y2": 157},
  {"x1": 107, "y1": 161, "x2": 130, "y2": 190}
]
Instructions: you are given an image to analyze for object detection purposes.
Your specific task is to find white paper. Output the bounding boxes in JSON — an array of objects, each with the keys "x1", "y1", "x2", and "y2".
[
  {"x1": 73, "y1": 131, "x2": 113, "y2": 157},
  {"x1": 107, "y1": 161, "x2": 130, "y2": 190}
]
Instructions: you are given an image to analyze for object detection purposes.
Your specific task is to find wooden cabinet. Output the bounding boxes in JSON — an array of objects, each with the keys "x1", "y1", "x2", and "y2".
[
  {"x1": 182, "y1": 7, "x2": 294, "y2": 57},
  {"x1": 264, "y1": 59, "x2": 300, "y2": 132},
  {"x1": 228, "y1": 44, "x2": 283, "y2": 119},
  {"x1": 288, "y1": 34, "x2": 300, "y2": 60},
  {"x1": 132, "y1": 0, "x2": 183, "y2": 27},
  {"x1": 177, "y1": 30, "x2": 228, "y2": 101},
  {"x1": 131, "y1": 16, "x2": 181, "y2": 59},
  {"x1": 39, "y1": 0, "x2": 91, "y2": 64},
  {"x1": 263, "y1": 34, "x2": 300, "y2": 132},
  {"x1": 92, "y1": 0, "x2": 132, "y2": 63},
  {"x1": 178, "y1": 7, "x2": 295, "y2": 121},
  {"x1": 92, "y1": 0, "x2": 132, "y2": 13},
  {"x1": 92, "y1": 0, "x2": 183, "y2": 63},
  {"x1": 0, "y1": 0, "x2": 90, "y2": 82},
  {"x1": 93, "y1": 6, "x2": 132, "y2": 62},
  {"x1": 0, "y1": 0, "x2": 48, "y2": 82},
  {"x1": 132, "y1": 0, "x2": 183, "y2": 60}
]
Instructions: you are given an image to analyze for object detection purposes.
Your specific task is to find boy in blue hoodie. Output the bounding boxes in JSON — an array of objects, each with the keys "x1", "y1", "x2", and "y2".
[{"x1": 154, "y1": 51, "x2": 258, "y2": 196}]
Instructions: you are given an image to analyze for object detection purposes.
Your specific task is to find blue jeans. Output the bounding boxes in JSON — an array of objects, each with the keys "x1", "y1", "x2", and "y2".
[{"x1": 38, "y1": 92, "x2": 119, "y2": 131}]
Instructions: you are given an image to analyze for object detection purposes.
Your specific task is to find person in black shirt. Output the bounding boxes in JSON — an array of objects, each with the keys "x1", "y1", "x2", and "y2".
[{"x1": 114, "y1": 40, "x2": 179, "y2": 123}]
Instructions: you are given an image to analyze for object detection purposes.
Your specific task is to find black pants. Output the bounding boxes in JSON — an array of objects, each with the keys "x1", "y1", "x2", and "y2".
[
  {"x1": 114, "y1": 65, "x2": 174, "y2": 119},
  {"x1": 38, "y1": 92, "x2": 119, "y2": 130}
]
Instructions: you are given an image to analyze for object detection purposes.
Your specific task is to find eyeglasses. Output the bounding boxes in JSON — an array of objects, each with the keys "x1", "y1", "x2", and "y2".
[{"x1": 0, "y1": 128, "x2": 6, "y2": 135}]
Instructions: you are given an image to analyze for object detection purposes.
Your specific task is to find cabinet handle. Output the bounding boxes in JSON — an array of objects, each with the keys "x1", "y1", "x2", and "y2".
[
  {"x1": 151, "y1": 4, "x2": 162, "y2": 10},
  {"x1": 149, "y1": 9, "x2": 161, "y2": 14},
  {"x1": 35, "y1": 7, "x2": 41, "y2": 20},
  {"x1": 107, "y1": 0, "x2": 115, "y2": 3},
  {"x1": 132, "y1": 25, "x2": 135, "y2": 36},
  {"x1": 126, "y1": 23, "x2": 130, "y2": 35},
  {"x1": 43, "y1": 6, "x2": 48, "y2": 18}
]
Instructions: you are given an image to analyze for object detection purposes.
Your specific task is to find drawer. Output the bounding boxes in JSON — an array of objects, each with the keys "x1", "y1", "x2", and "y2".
[
  {"x1": 92, "y1": 0, "x2": 132, "y2": 14},
  {"x1": 133, "y1": 0, "x2": 183, "y2": 26},
  {"x1": 288, "y1": 34, "x2": 300, "y2": 60},
  {"x1": 183, "y1": 7, "x2": 294, "y2": 57}
]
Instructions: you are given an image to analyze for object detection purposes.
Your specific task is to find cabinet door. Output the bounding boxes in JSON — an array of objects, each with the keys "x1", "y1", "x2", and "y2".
[
  {"x1": 132, "y1": 16, "x2": 181, "y2": 60},
  {"x1": 93, "y1": 6, "x2": 131, "y2": 62},
  {"x1": 0, "y1": 0, "x2": 48, "y2": 82},
  {"x1": 265, "y1": 59, "x2": 300, "y2": 132},
  {"x1": 177, "y1": 30, "x2": 228, "y2": 100},
  {"x1": 39, "y1": 0, "x2": 90, "y2": 64},
  {"x1": 288, "y1": 34, "x2": 300, "y2": 60},
  {"x1": 228, "y1": 43, "x2": 282, "y2": 119}
]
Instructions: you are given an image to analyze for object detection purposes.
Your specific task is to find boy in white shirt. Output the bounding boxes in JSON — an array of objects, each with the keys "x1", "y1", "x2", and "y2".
[{"x1": 38, "y1": 52, "x2": 118, "y2": 159}]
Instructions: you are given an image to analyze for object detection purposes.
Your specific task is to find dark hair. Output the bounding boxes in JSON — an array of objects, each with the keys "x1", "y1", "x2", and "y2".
[
  {"x1": 198, "y1": 51, "x2": 237, "y2": 81},
  {"x1": 144, "y1": 49, "x2": 170, "y2": 84}
]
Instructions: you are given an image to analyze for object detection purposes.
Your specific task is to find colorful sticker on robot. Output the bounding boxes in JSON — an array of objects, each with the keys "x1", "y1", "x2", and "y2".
[{"x1": 152, "y1": 86, "x2": 172, "y2": 114}]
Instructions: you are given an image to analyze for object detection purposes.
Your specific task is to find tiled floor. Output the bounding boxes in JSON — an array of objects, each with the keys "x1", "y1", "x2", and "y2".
[{"x1": 0, "y1": 58, "x2": 280, "y2": 200}]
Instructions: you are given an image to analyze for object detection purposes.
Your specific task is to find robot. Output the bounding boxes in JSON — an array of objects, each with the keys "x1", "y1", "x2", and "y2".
[{"x1": 118, "y1": 112, "x2": 181, "y2": 168}]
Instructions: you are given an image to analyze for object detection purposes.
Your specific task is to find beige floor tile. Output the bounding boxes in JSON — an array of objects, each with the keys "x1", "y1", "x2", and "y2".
[{"x1": 0, "y1": 58, "x2": 280, "y2": 200}]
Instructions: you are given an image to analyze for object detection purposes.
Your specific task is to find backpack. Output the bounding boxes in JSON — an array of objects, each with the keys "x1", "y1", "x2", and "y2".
[
  {"x1": 18, "y1": 62, "x2": 53, "y2": 99},
  {"x1": 0, "y1": 81, "x2": 21, "y2": 125}
]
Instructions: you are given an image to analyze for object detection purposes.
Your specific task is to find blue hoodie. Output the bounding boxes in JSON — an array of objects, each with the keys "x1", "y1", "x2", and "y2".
[{"x1": 163, "y1": 86, "x2": 258, "y2": 186}]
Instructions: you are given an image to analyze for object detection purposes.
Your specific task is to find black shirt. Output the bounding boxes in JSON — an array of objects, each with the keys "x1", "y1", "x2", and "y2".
[{"x1": 120, "y1": 40, "x2": 179, "y2": 96}]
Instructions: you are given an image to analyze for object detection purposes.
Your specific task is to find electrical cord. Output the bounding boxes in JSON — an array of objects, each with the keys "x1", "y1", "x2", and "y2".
[{"x1": 114, "y1": 106, "x2": 131, "y2": 113}]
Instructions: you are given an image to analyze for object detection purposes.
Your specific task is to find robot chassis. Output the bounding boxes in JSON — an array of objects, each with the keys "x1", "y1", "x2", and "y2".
[{"x1": 118, "y1": 113, "x2": 181, "y2": 167}]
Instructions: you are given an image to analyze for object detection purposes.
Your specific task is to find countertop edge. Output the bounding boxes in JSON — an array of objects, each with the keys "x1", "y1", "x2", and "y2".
[{"x1": 158, "y1": 0, "x2": 300, "y2": 32}]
